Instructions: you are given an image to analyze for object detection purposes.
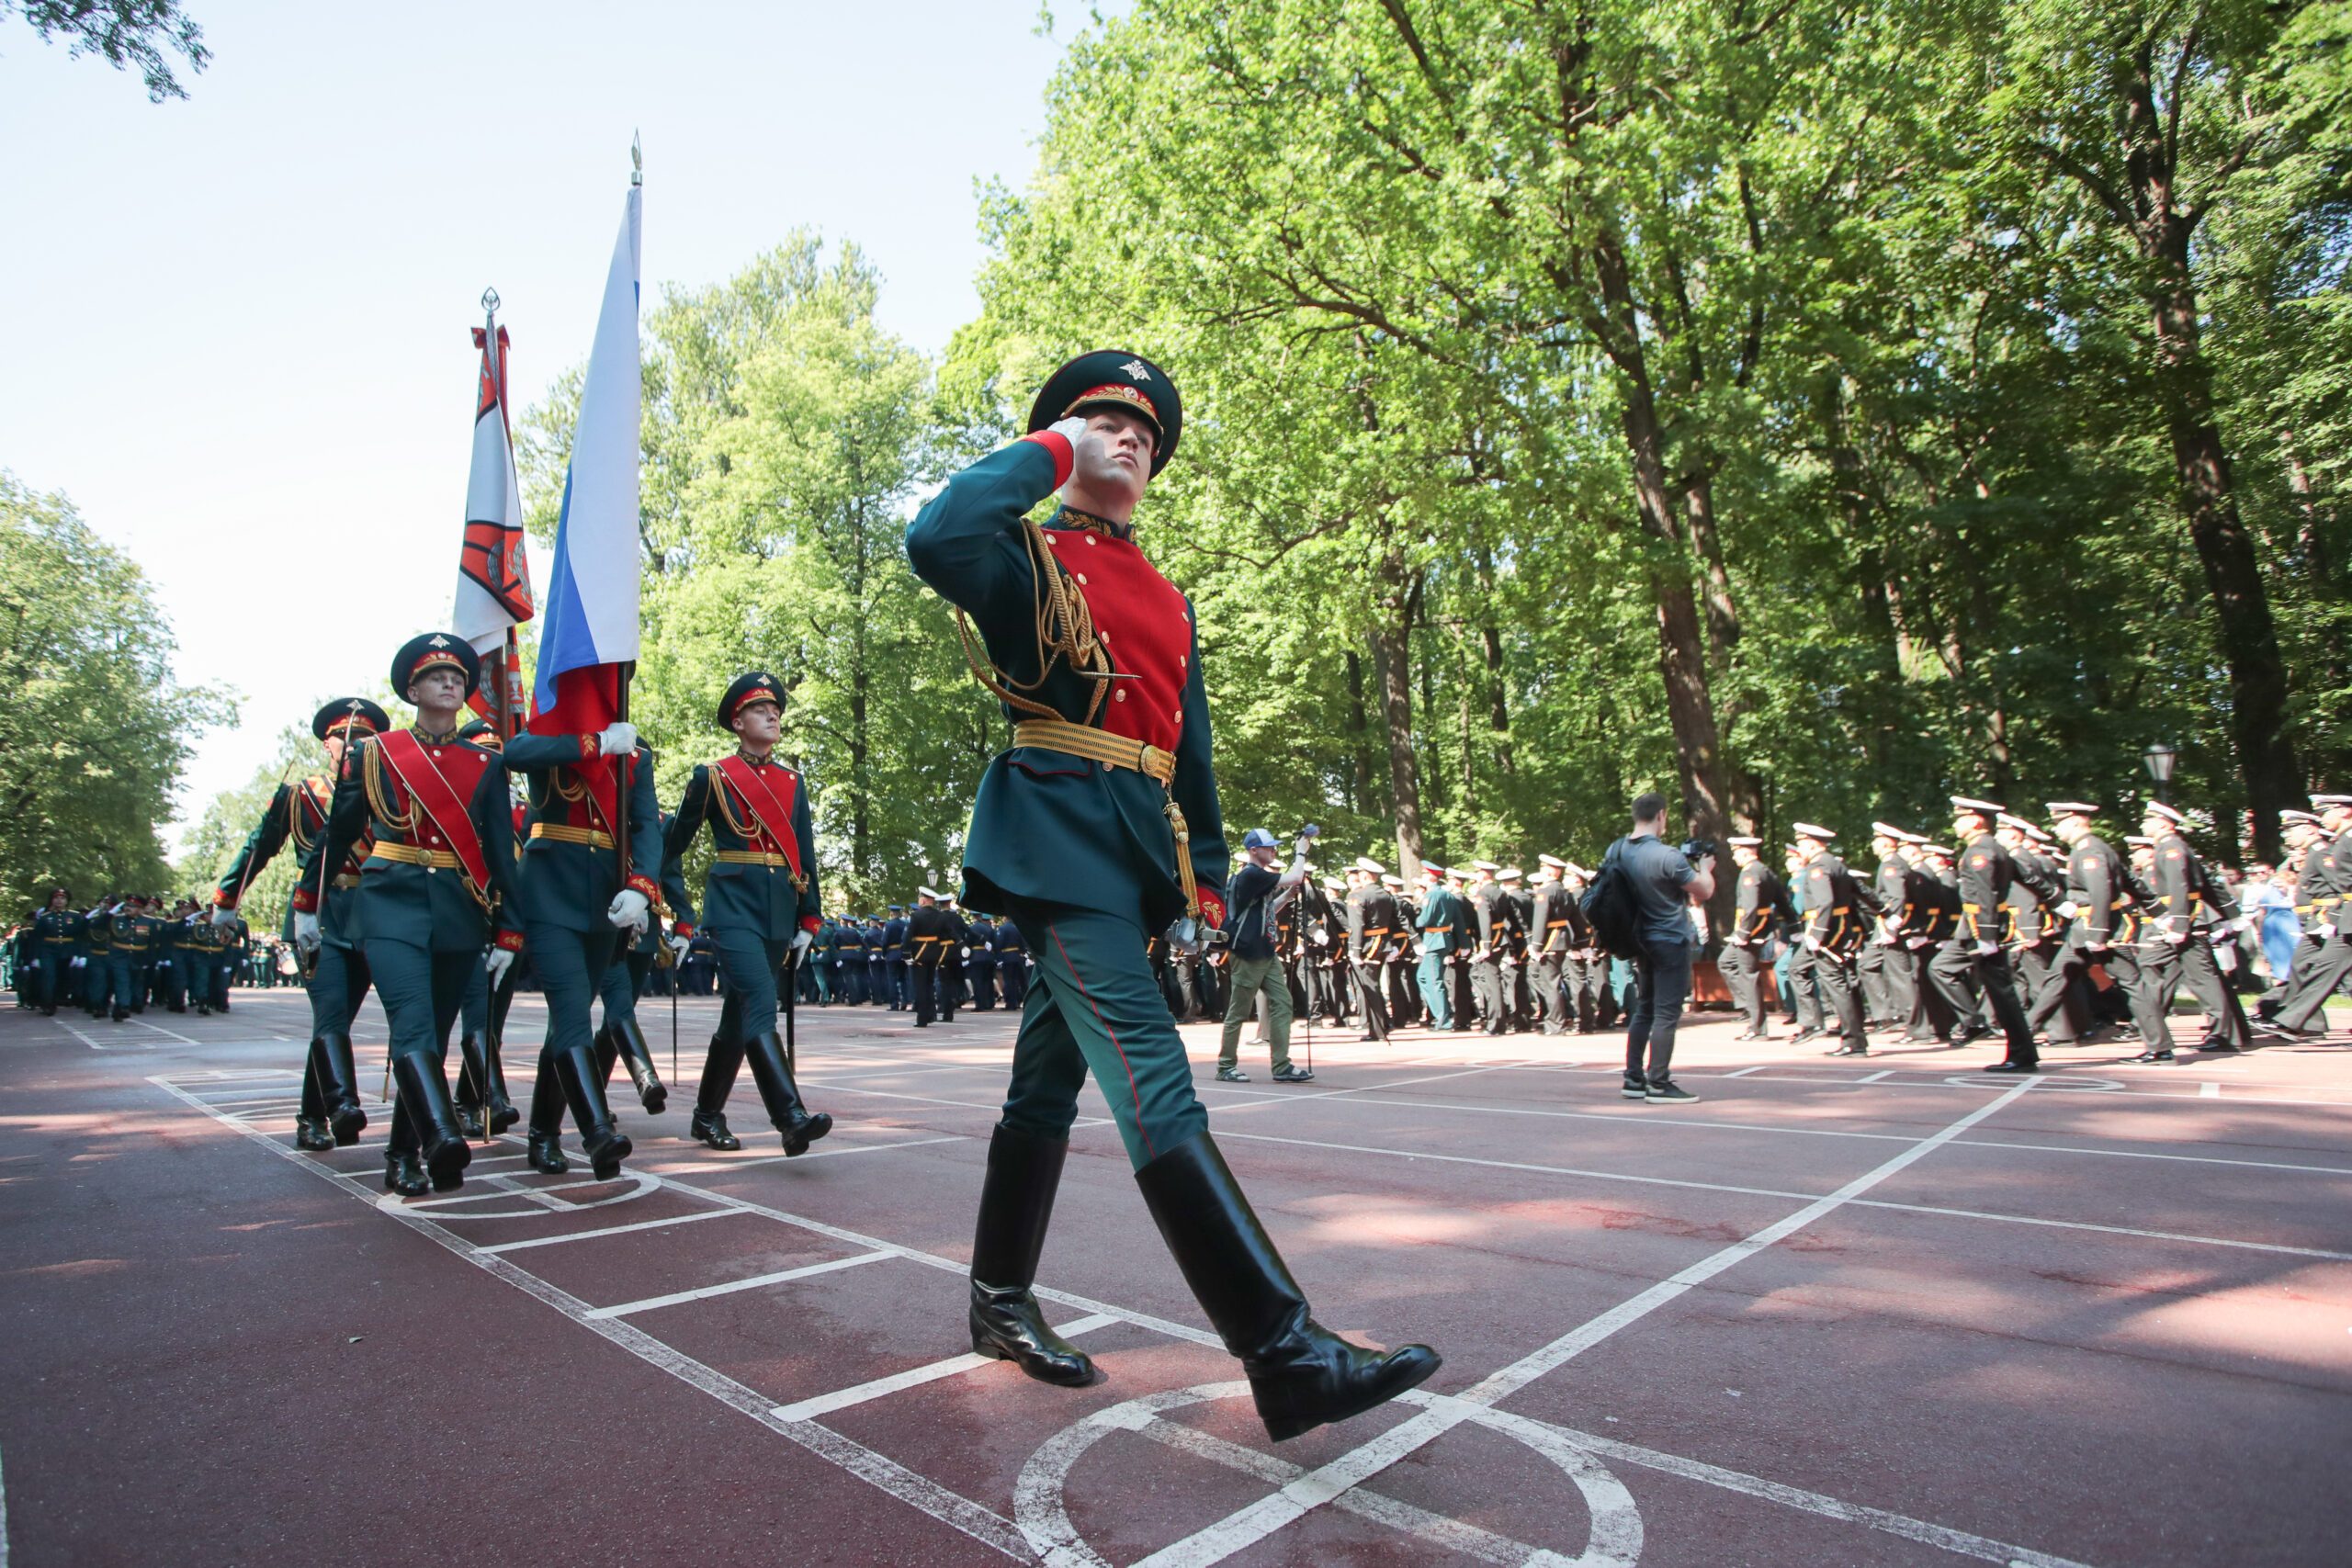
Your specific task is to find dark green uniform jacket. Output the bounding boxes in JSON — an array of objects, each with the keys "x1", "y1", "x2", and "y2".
[
  {"x1": 661, "y1": 754, "x2": 821, "y2": 941},
  {"x1": 504, "y1": 732, "x2": 662, "y2": 932},
  {"x1": 904, "y1": 438, "x2": 1227, "y2": 933},
  {"x1": 309, "y1": 730, "x2": 524, "y2": 953}
]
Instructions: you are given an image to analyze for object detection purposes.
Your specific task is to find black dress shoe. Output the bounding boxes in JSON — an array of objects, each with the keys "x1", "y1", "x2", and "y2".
[
  {"x1": 526, "y1": 1130, "x2": 571, "y2": 1174},
  {"x1": 690, "y1": 1110, "x2": 741, "y2": 1151},
  {"x1": 1790, "y1": 1029, "x2": 1819, "y2": 1043},
  {"x1": 294, "y1": 1117, "x2": 334, "y2": 1151},
  {"x1": 1983, "y1": 1060, "x2": 2037, "y2": 1074},
  {"x1": 383, "y1": 1149, "x2": 430, "y2": 1197},
  {"x1": 2132, "y1": 1048, "x2": 2176, "y2": 1063}
]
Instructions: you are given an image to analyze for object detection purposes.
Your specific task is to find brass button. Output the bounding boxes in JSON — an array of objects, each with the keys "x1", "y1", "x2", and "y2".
[{"x1": 1114, "y1": 690, "x2": 1127, "y2": 703}]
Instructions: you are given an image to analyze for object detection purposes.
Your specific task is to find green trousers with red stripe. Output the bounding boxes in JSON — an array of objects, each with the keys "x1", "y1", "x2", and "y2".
[{"x1": 1000, "y1": 899, "x2": 1208, "y2": 1169}]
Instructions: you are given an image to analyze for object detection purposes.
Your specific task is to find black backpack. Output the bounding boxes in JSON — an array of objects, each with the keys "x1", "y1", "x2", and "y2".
[{"x1": 1580, "y1": 837, "x2": 1642, "y2": 960}]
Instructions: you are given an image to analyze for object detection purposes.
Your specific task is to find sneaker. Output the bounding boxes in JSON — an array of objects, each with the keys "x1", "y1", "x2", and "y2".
[
  {"x1": 1272, "y1": 1064, "x2": 1314, "y2": 1083},
  {"x1": 1216, "y1": 1066, "x2": 1251, "y2": 1083},
  {"x1": 1621, "y1": 1076, "x2": 1648, "y2": 1100},
  {"x1": 1645, "y1": 1080, "x2": 1699, "y2": 1102}
]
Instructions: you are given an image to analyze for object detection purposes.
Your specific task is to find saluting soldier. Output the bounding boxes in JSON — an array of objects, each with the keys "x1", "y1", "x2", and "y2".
[
  {"x1": 905, "y1": 350, "x2": 1436, "y2": 1439},
  {"x1": 661, "y1": 672, "x2": 832, "y2": 1155},
  {"x1": 1412, "y1": 863, "x2": 1460, "y2": 1031},
  {"x1": 1793, "y1": 824, "x2": 1871, "y2": 1057},
  {"x1": 308, "y1": 639, "x2": 524, "y2": 1194},
  {"x1": 102, "y1": 896, "x2": 161, "y2": 1022},
  {"x1": 1720, "y1": 837, "x2": 1785, "y2": 1039},
  {"x1": 502, "y1": 705, "x2": 662, "y2": 1179},
  {"x1": 212, "y1": 699, "x2": 392, "y2": 1149},
  {"x1": 1950, "y1": 797, "x2": 2052, "y2": 1073}
]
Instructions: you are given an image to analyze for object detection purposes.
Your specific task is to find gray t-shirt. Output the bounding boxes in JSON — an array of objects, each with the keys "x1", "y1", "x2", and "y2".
[{"x1": 1619, "y1": 834, "x2": 1697, "y2": 948}]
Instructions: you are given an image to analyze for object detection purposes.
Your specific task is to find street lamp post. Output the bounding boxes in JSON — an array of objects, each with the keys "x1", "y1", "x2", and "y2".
[{"x1": 2143, "y1": 742, "x2": 2177, "y2": 806}]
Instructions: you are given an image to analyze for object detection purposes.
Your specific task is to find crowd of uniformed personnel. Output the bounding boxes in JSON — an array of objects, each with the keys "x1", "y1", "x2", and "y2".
[{"x1": 6, "y1": 891, "x2": 293, "y2": 1019}]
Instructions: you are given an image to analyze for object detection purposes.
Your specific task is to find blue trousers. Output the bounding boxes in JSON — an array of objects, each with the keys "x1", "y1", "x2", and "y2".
[
  {"x1": 1000, "y1": 900, "x2": 1208, "y2": 1171},
  {"x1": 365, "y1": 940, "x2": 474, "y2": 1155},
  {"x1": 599, "y1": 945, "x2": 650, "y2": 1023},
  {"x1": 527, "y1": 921, "x2": 626, "y2": 1063},
  {"x1": 38, "y1": 950, "x2": 72, "y2": 1009},
  {"x1": 1416, "y1": 952, "x2": 1453, "y2": 1029}
]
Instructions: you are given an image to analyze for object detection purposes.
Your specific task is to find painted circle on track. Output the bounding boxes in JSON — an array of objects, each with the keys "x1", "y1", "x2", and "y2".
[
  {"x1": 1014, "y1": 1381, "x2": 1643, "y2": 1567},
  {"x1": 376, "y1": 1172, "x2": 662, "y2": 1219},
  {"x1": 1941, "y1": 1074, "x2": 2123, "y2": 1092}
]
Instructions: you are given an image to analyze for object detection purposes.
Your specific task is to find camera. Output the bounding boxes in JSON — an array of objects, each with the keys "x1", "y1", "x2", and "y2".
[{"x1": 1679, "y1": 838, "x2": 1719, "y2": 865}]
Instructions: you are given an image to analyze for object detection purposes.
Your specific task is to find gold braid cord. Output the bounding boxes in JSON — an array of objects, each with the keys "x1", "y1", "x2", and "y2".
[
  {"x1": 954, "y1": 518, "x2": 1112, "y2": 727},
  {"x1": 361, "y1": 743, "x2": 414, "y2": 837}
]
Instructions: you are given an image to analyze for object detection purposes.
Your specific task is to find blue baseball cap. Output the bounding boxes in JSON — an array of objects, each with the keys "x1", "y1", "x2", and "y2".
[{"x1": 1242, "y1": 828, "x2": 1278, "y2": 850}]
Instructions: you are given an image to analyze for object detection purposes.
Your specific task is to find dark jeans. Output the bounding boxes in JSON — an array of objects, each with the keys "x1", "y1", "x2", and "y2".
[{"x1": 1625, "y1": 939, "x2": 1692, "y2": 1084}]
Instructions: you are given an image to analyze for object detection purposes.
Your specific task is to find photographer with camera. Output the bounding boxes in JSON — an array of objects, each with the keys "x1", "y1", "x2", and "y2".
[
  {"x1": 1215, "y1": 829, "x2": 1317, "y2": 1082},
  {"x1": 1601, "y1": 794, "x2": 1715, "y2": 1102}
]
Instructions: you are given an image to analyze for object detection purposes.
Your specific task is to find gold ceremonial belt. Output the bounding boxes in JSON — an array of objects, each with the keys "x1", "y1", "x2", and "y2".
[
  {"x1": 41, "y1": 936, "x2": 73, "y2": 943},
  {"x1": 372, "y1": 843, "x2": 462, "y2": 870},
  {"x1": 532, "y1": 823, "x2": 615, "y2": 851},
  {"x1": 717, "y1": 850, "x2": 797, "y2": 870},
  {"x1": 1012, "y1": 719, "x2": 1175, "y2": 784}
]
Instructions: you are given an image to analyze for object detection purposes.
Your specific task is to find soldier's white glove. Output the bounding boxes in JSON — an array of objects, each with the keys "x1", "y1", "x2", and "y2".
[
  {"x1": 596, "y1": 722, "x2": 639, "y2": 757},
  {"x1": 2164, "y1": 931, "x2": 2189, "y2": 946},
  {"x1": 668, "y1": 932, "x2": 693, "y2": 964},
  {"x1": 209, "y1": 905, "x2": 240, "y2": 928},
  {"x1": 959, "y1": 946, "x2": 972, "y2": 961},
  {"x1": 607, "y1": 888, "x2": 650, "y2": 933},
  {"x1": 2208, "y1": 927, "x2": 2233, "y2": 945},
  {"x1": 1974, "y1": 941, "x2": 1999, "y2": 957},
  {"x1": 2216, "y1": 943, "x2": 2238, "y2": 974},
  {"x1": 1309, "y1": 929, "x2": 1329, "y2": 948},
  {"x1": 2321, "y1": 922, "x2": 2336, "y2": 939},
  {"x1": 2057, "y1": 900, "x2": 2080, "y2": 919},
  {"x1": 484, "y1": 946, "x2": 515, "y2": 984},
  {"x1": 1802, "y1": 933, "x2": 1822, "y2": 952},
  {"x1": 292, "y1": 911, "x2": 322, "y2": 953},
  {"x1": 791, "y1": 929, "x2": 813, "y2": 956},
  {"x1": 2230, "y1": 913, "x2": 2255, "y2": 932}
]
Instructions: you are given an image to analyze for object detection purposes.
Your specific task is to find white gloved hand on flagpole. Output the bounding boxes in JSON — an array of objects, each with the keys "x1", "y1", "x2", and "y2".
[{"x1": 598, "y1": 722, "x2": 639, "y2": 757}]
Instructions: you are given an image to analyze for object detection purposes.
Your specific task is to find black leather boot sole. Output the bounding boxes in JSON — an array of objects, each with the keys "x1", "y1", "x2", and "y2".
[
  {"x1": 1136, "y1": 1130, "x2": 1439, "y2": 1442},
  {"x1": 527, "y1": 1130, "x2": 571, "y2": 1174},
  {"x1": 293, "y1": 1117, "x2": 334, "y2": 1152},
  {"x1": 690, "y1": 1110, "x2": 741, "y2": 1151}
]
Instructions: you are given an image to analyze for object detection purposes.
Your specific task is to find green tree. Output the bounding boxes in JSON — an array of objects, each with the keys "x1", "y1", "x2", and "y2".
[
  {"x1": 0, "y1": 472, "x2": 230, "y2": 915},
  {"x1": 3, "y1": 0, "x2": 209, "y2": 100}
]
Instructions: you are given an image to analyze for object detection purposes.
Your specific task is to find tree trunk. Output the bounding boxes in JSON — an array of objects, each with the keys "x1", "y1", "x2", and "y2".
[
  {"x1": 1374, "y1": 547, "x2": 1424, "y2": 874},
  {"x1": 2147, "y1": 266, "x2": 2296, "y2": 860},
  {"x1": 1343, "y1": 651, "x2": 1374, "y2": 815}
]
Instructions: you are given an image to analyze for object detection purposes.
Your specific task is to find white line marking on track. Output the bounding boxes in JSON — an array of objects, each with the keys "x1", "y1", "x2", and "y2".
[
  {"x1": 773, "y1": 1314, "x2": 1119, "y2": 1423},
  {"x1": 639, "y1": 1134, "x2": 968, "y2": 1176},
  {"x1": 2201, "y1": 1081, "x2": 2221, "y2": 1098},
  {"x1": 1466, "y1": 1397, "x2": 2097, "y2": 1568},
  {"x1": 0, "y1": 1435, "x2": 10, "y2": 1568},
  {"x1": 1724, "y1": 1065, "x2": 1769, "y2": 1077},
  {"x1": 1857, "y1": 1069, "x2": 1894, "y2": 1082},
  {"x1": 1134, "y1": 1080, "x2": 2045, "y2": 1567},
  {"x1": 147, "y1": 1074, "x2": 1035, "y2": 1561},
  {"x1": 478, "y1": 1207, "x2": 749, "y2": 1253},
  {"x1": 583, "y1": 1250, "x2": 895, "y2": 1319},
  {"x1": 1212, "y1": 1129, "x2": 2352, "y2": 1262}
]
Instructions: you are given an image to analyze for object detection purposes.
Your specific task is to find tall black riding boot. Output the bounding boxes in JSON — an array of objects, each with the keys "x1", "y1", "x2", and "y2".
[
  {"x1": 605, "y1": 1014, "x2": 667, "y2": 1115},
  {"x1": 314, "y1": 1032, "x2": 368, "y2": 1146},
  {"x1": 390, "y1": 1054, "x2": 471, "y2": 1192},
  {"x1": 1136, "y1": 1130, "x2": 1441, "y2": 1442},
  {"x1": 478, "y1": 1029, "x2": 520, "y2": 1134},
  {"x1": 968, "y1": 1125, "x2": 1094, "y2": 1386},
  {"x1": 741, "y1": 1031, "x2": 831, "y2": 1156},
  {"x1": 293, "y1": 1038, "x2": 334, "y2": 1151},
  {"x1": 692, "y1": 1032, "x2": 745, "y2": 1149},
  {"x1": 554, "y1": 1044, "x2": 633, "y2": 1181},
  {"x1": 454, "y1": 1032, "x2": 490, "y2": 1139},
  {"x1": 526, "y1": 1054, "x2": 571, "y2": 1173}
]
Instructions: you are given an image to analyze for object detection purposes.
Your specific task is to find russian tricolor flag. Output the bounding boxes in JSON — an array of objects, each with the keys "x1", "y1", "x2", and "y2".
[{"x1": 529, "y1": 175, "x2": 642, "y2": 819}]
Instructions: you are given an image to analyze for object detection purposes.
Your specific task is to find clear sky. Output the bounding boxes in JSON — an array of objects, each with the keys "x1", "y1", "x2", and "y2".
[{"x1": 1, "y1": 0, "x2": 1094, "y2": 850}]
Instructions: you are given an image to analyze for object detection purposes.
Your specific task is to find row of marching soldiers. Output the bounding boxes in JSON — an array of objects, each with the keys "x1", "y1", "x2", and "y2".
[
  {"x1": 1714, "y1": 795, "x2": 2349, "y2": 1073},
  {"x1": 209, "y1": 639, "x2": 837, "y2": 1196},
  {"x1": 1179, "y1": 842, "x2": 1623, "y2": 1083}
]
